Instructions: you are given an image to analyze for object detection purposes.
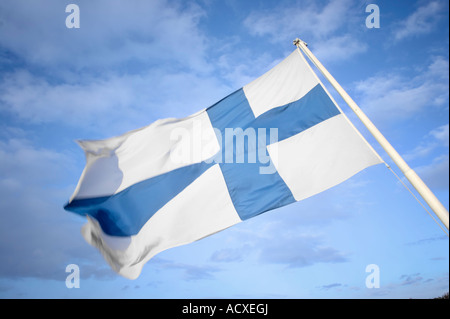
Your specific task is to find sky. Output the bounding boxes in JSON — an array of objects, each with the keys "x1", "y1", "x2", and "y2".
[{"x1": 0, "y1": 0, "x2": 448, "y2": 299}]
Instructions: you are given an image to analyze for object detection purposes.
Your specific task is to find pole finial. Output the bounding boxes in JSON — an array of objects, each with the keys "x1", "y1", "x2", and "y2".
[{"x1": 293, "y1": 38, "x2": 307, "y2": 47}]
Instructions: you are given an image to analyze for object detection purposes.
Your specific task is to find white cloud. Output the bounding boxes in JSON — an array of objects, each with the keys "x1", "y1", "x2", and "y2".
[
  {"x1": 0, "y1": 0, "x2": 209, "y2": 73},
  {"x1": 0, "y1": 137, "x2": 71, "y2": 187},
  {"x1": 406, "y1": 235, "x2": 448, "y2": 246},
  {"x1": 353, "y1": 56, "x2": 449, "y2": 123},
  {"x1": 0, "y1": 136, "x2": 100, "y2": 280},
  {"x1": 152, "y1": 258, "x2": 221, "y2": 281},
  {"x1": 312, "y1": 34, "x2": 368, "y2": 63},
  {"x1": 393, "y1": 1, "x2": 443, "y2": 41},
  {"x1": 0, "y1": 0, "x2": 237, "y2": 138},
  {"x1": 415, "y1": 154, "x2": 449, "y2": 189},
  {"x1": 319, "y1": 283, "x2": 344, "y2": 290},
  {"x1": 363, "y1": 271, "x2": 448, "y2": 298},
  {"x1": 389, "y1": 123, "x2": 448, "y2": 192},
  {"x1": 208, "y1": 210, "x2": 352, "y2": 269},
  {"x1": 429, "y1": 124, "x2": 449, "y2": 147},
  {"x1": 0, "y1": 135, "x2": 122, "y2": 281},
  {"x1": 244, "y1": 0, "x2": 353, "y2": 42},
  {"x1": 242, "y1": 0, "x2": 366, "y2": 63},
  {"x1": 0, "y1": 68, "x2": 231, "y2": 135},
  {"x1": 404, "y1": 124, "x2": 449, "y2": 161},
  {"x1": 210, "y1": 248, "x2": 244, "y2": 263},
  {"x1": 257, "y1": 232, "x2": 348, "y2": 267}
]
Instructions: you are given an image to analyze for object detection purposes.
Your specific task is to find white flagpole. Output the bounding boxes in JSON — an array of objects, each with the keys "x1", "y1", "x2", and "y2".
[{"x1": 293, "y1": 38, "x2": 449, "y2": 230}]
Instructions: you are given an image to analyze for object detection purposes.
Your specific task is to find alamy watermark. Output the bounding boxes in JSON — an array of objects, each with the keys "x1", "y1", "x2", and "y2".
[
  {"x1": 169, "y1": 120, "x2": 278, "y2": 175},
  {"x1": 65, "y1": 264, "x2": 80, "y2": 288},
  {"x1": 65, "y1": 4, "x2": 80, "y2": 29},
  {"x1": 365, "y1": 264, "x2": 380, "y2": 288},
  {"x1": 365, "y1": 4, "x2": 380, "y2": 29}
]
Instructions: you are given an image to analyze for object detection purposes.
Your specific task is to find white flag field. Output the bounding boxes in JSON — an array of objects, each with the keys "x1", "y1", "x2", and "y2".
[{"x1": 64, "y1": 48, "x2": 383, "y2": 279}]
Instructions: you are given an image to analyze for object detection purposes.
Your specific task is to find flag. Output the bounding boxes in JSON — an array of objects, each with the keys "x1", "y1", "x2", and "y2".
[{"x1": 64, "y1": 49, "x2": 382, "y2": 279}]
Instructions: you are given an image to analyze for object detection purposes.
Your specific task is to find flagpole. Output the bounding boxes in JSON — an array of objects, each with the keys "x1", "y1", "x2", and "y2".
[{"x1": 293, "y1": 38, "x2": 449, "y2": 230}]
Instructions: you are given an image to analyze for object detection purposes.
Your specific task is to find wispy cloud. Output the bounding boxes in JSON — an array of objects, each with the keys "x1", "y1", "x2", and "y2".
[
  {"x1": 404, "y1": 124, "x2": 449, "y2": 161},
  {"x1": 0, "y1": 69, "x2": 231, "y2": 135},
  {"x1": 392, "y1": 1, "x2": 444, "y2": 41},
  {"x1": 0, "y1": 136, "x2": 107, "y2": 281},
  {"x1": 311, "y1": 35, "x2": 368, "y2": 63},
  {"x1": 242, "y1": 0, "x2": 367, "y2": 63},
  {"x1": 244, "y1": 0, "x2": 354, "y2": 41},
  {"x1": 359, "y1": 271, "x2": 448, "y2": 298},
  {"x1": 0, "y1": 0, "x2": 237, "y2": 136},
  {"x1": 210, "y1": 248, "x2": 245, "y2": 263},
  {"x1": 400, "y1": 123, "x2": 449, "y2": 190},
  {"x1": 430, "y1": 257, "x2": 447, "y2": 261},
  {"x1": 0, "y1": 0, "x2": 209, "y2": 73},
  {"x1": 405, "y1": 235, "x2": 448, "y2": 246},
  {"x1": 353, "y1": 56, "x2": 449, "y2": 123},
  {"x1": 243, "y1": 222, "x2": 349, "y2": 268},
  {"x1": 318, "y1": 283, "x2": 344, "y2": 290},
  {"x1": 256, "y1": 231, "x2": 348, "y2": 268},
  {"x1": 429, "y1": 124, "x2": 450, "y2": 147},
  {"x1": 399, "y1": 273, "x2": 425, "y2": 286},
  {"x1": 208, "y1": 214, "x2": 351, "y2": 269},
  {"x1": 415, "y1": 154, "x2": 449, "y2": 189},
  {"x1": 152, "y1": 258, "x2": 221, "y2": 281}
]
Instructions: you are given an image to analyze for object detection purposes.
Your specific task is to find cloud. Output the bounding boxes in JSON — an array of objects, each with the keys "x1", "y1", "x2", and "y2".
[
  {"x1": 404, "y1": 124, "x2": 449, "y2": 161},
  {"x1": 0, "y1": 0, "x2": 209, "y2": 73},
  {"x1": 0, "y1": 0, "x2": 241, "y2": 138},
  {"x1": 257, "y1": 232, "x2": 349, "y2": 268},
  {"x1": 121, "y1": 284, "x2": 141, "y2": 290},
  {"x1": 205, "y1": 169, "x2": 380, "y2": 270},
  {"x1": 400, "y1": 123, "x2": 449, "y2": 190},
  {"x1": 353, "y1": 56, "x2": 449, "y2": 123},
  {"x1": 399, "y1": 273, "x2": 424, "y2": 286},
  {"x1": 393, "y1": 1, "x2": 444, "y2": 41},
  {"x1": 430, "y1": 257, "x2": 447, "y2": 261},
  {"x1": 242, "y1": 0, "x2": 366, "y2": 63},
  {"x1": 0, "y1": 136, "x2": 110, "y2": 281},
  {"x1": 311, "y1": 34, "x2": 368, "y2": 63},
  {"x1": 415, "y1": 154, "x2": 449, "y2": 189},
  {"x1": 0, "y1": 68, "x2": 231, "y2": 135},
  {"x1": 210, "y1": 248, "x2": 244, "y2": 263},
  {"x1": 152, "y1": 258, "x2": 221, "y2": 281},
  {"x1": 208, "y1": 207, "x2": 352, "y2": 269},
  {"x1": 0, "y1": 137, "x2": 71, "y2": 187},
  {"x1": 244, "y1": 0, "x2": 353, "y2": 42},
  {"x1": 405, "y1": 235, "x2": 448, "y2": 246},
  {"x1": 364, "y1": 271, "x2": 447, "y2": 298},
  {"x1": 319, "y1": 283, "x2": 343, "y2": 290},
  {"x1": 429, "y1": 124, "x2": 449, "y2": 147}
]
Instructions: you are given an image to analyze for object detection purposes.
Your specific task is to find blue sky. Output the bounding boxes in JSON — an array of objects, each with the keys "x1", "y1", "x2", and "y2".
[{"x1": 0, "y1": 0, "x2": 448, "y2": 299}]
